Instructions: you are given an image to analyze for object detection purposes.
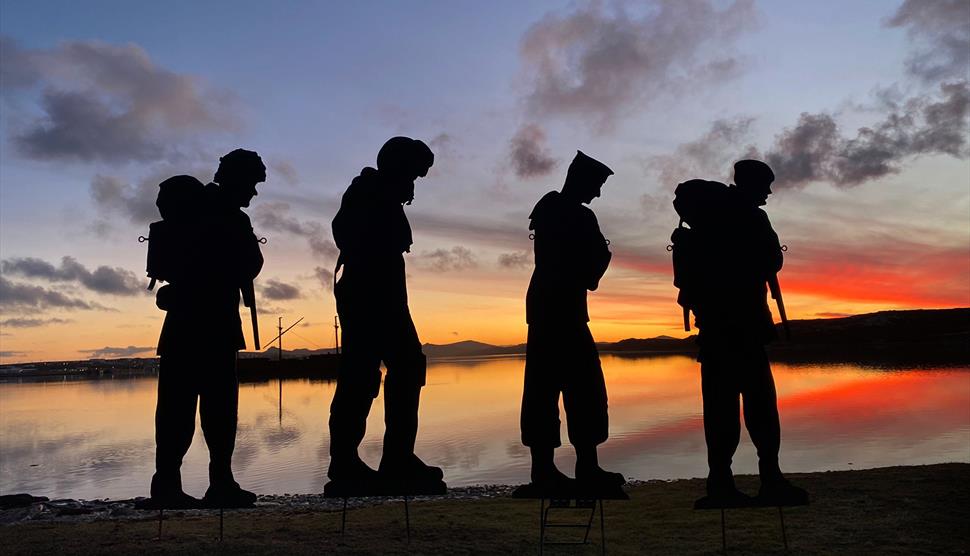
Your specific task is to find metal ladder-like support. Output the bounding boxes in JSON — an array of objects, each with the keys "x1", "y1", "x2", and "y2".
[
  {"x1": 537, "y1": 498, "x2": 606, "y2": 555},
  {"x1": 155, "y1": 507, "x2": 225, "y2": 542},
  {"x1": 340, "y1": 495, "x2": 412, "y2": 544}
]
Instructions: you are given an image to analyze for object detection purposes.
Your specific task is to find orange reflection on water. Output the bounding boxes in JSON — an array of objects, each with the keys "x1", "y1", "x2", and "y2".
[{"x1": 0, "y1": 356, "x2": 967, "y2": 501}]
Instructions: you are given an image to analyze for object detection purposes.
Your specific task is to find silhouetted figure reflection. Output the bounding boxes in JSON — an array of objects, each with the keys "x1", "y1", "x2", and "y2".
[
  {"x1": 146, "y1": 149, "x2": 266, "y2": 509},
  {"x1": 521, "y1": 151, "x2": 625, "y2": 491},
  {"x1": 328, "y1": 137, "x2": 444, "y2": 494},
  {"x1": 673, "y1": 160, "x2": 807, "y2": 508}
]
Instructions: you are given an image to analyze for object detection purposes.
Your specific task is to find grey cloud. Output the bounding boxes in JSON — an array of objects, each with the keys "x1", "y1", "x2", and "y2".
[
  {"x1": 429, "y1": 133, "x2": 453, "y2": 152},
  {"x1": 256, "y1": 304, "x2": 288, "y2": 316},
  {"x1": 498, "y1": 251, "x2": 532, "y2": 269},
  {"x1": 509, "y1": 123, "x2": 558, "y2": 178},
  {"x1": 260, "y1": 279, "x2": 302, "y2": 301},
  {"x1": 1, "y1": 37, "x2": 238, "y2": 163},
  {"x1": 0, "y1": 276, "x2": 108, "y2": 310},
  {"x1": 647, "y1": 117, "x2": 758, "y2": 185},
  {"x1": 887, "y1": 0, "x2": 970, "y2": 83},
  {"x1": 414, "y1": 246, "x2": 477, "y2": 272},
  {"x1": 252, "y1": 202, "x2": 338, "y2": 260},
  {"x1": 90, "y1": 174, "x2": 164, "y2": 225},
  {"x1": 1, "y1": 317, "x2": 73, "y2": 328},
  {"x1": 79, "y1": 345, "x2": 155, "y2": 358},
  {"x1": 314, "y1": 266, "x2": 335, "y2": 292},
  {"x1": 270, "y1": 160, "x2": 299, "y2": 185},
  {"x1": 1, "y1": 255, "x2": 143, "y2": 295},
  {"x1": 411, "y1": 210, "x2": 529, "y2": 250},
  {"x1": 767, "y1": 81, "x2": 970, "y2": 187},
  {"x1": 0, "y1": 351, "x2": 27, "y2": 358},
  {"x1": 519, "y1": 0, "x2": 757, "y2": 128}
]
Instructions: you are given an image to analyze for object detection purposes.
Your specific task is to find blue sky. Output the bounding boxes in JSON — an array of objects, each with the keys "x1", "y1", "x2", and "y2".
[{"x1": 1, "y1": 0, "x2": 967, "y2": 362}]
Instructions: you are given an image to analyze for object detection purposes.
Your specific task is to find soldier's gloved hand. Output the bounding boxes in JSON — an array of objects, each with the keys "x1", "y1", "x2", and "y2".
[{"x1": 155, "y1": 284, "x2": 176, "y2": 311}]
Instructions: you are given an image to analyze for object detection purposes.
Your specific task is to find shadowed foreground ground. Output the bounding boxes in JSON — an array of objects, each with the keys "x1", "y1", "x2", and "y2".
[{"x1": 2, "y1": 464, "x2": 967, "y2": 555}]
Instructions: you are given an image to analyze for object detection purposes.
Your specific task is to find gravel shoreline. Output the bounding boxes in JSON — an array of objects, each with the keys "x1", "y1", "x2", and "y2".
[
  {"x1": 0, "y1": 484, "x2": 518, "y2": 525},
  {"x1": 0, "y1": 480, "x2": 665, "y2": 526}
]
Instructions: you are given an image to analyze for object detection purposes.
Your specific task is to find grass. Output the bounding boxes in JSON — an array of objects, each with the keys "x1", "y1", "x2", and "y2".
[{"x1": 3, "y1": 463, "x2": 967, "y2": 555}]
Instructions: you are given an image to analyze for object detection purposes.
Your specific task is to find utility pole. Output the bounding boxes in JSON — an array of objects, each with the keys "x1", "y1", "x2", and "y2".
[{"x1": 278, "y1": 317, "x2": 283, "y2": 362}]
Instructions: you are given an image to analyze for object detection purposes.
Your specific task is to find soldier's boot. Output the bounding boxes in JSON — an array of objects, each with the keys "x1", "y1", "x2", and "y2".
[
  {"x1": 328, "y1": 452, "x2": 380, "y2": 482},
  {"x1": 138, "y1": 472, "x2": 201, "y2": 509},
  {"x1": 379, "y1": 381, "x2": 443, "y2": 486},
  {"x1": 694, "y1": 467, "x2": 752, "y2": 509},
  {"x1": 328, "y1": 372, "x2": 378, "y2": 483},
  {"x1": 529, "y1": 446, "x2": 575, "y2": 492},
  {"x1": 202, "y1": 460, "x2": 256, "y2": 508},
  {"x1": 757, "y1": 460, "x2": 808, "y2": 506},
  {"x1": 574, "y1": 445, "x2": 626, "y2": 487}
]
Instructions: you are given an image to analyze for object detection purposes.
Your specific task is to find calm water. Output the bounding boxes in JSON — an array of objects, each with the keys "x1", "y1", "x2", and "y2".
[{"x1": 1, "y1": 355, "x2": 968, "y2": 500}]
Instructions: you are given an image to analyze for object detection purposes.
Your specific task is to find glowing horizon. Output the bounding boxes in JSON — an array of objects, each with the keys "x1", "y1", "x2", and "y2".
[{"x1": 1, "y1": 1, "x2": 968, "y2": 364}]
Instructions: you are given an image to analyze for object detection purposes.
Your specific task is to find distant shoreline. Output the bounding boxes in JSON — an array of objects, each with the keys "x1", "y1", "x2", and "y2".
[{"x1": 3, "y1": 307, "x2": 967, "y2": 379}]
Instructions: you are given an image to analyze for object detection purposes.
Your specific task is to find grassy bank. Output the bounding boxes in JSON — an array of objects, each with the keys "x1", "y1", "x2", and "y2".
[{"x1": 3, "y1": 464, "x2": 967, "y2": 555}]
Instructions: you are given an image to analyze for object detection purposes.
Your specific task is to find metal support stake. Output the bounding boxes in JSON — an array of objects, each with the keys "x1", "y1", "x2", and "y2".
[
  {"x1": 404, "y1": 495, "x2": 411, "y2": 544},
  {"x1": 341, "y1": 497, "x2": 347, "y2": 535},
  {"x1": 599, "y1": 499, "x2": 606, "y2": 556},
  {"x1": 219, "y1": 507, "x2": 224, "y2": 542},
  {"x1": 538, "y1": 498, "x2": 545, "y2": 556},
  {"x1": 721, "y1": 508, "x2": 727, "y2": 553},
  {"x1": 582, "y1": 503, "x2": 596, "y2": 543},
  {"x1": 157, "y1": 509, "x2": 163, "y2": 540},
  {"x1": 778, "y1": 506, "x2": 788, "y2": 550}
]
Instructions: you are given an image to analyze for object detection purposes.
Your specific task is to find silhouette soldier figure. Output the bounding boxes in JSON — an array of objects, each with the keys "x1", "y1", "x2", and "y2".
[
  {"x1": 673, "y1": 160, "x2": 807, "y2": 507},
  {"x1": 328, "y1": 136, "x2": 444, "y2": 493},
  {"x1": 521, "y1": 151, "x2": 624, "y2": 491},
  {"x1": 146, "y1": 149, "x2": 266, "y2": 509}
]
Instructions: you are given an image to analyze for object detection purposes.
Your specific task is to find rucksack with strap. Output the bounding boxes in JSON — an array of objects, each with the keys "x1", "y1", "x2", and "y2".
[
  {"x1": 669, "y1": 179, "x2": 729, "y2": 331},
  {"x1": 140, "y1": 175, "x2": 205, "y2": 291}
]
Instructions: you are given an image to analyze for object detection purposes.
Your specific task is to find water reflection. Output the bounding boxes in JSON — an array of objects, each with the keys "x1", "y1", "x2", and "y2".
[{"x1": 0, "y1": 355, "x2": 967, "y2": 500}]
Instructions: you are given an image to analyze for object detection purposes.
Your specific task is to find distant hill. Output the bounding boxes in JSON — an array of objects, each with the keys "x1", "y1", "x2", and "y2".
[
  {"x1": 422, "y1": 340, "x2": 525, "y2": 358},
  {"x1": 232, "y1": 308, "x2": 970, "y2": 365},
  {"x1": 409, "y1": 308, "x2": 970, "y2": 366}
]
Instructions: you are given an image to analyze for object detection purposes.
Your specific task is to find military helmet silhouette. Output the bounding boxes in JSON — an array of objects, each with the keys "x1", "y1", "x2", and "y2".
[
  {"x1": 377, "y1": 136, "x2": 434, "y2": 177},
  {"x1": 214, "y1": 148, "x2": 267, "y2": 186},
  {"x1": 733, "y1": 159, "x2": 774, "y2": 187}
]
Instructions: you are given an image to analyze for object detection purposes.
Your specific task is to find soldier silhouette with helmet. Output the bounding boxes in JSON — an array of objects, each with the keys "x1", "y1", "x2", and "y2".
[
  {"x1": 520, "y1": 151, "x2": 625, "y2": 492},
  {"x1": 144, "y1": 149, "x2": 266, "y2": 509},
  {"x1": 673, "y1": 160, "x2": 808, "y2": 508},
  {"x1": 327, "y1": 136, "x2": 445, "y2": 494}
]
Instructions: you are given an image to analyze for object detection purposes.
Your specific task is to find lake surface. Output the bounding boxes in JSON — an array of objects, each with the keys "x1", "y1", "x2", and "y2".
[{"x1": 1, "y1": 355, "x2": 968, "y2": 501}]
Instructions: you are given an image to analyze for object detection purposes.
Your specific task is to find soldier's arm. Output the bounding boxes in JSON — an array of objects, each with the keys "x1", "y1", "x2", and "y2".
[
  {"x1": 237, "y1": 212, "x2": 264, "y2": 281},
  {"x1": 758, "y1": 209, "x2": 783, "y2": 275},
  {"x1": 584, "y1": 209, "x2": 611, "y2": 291}
]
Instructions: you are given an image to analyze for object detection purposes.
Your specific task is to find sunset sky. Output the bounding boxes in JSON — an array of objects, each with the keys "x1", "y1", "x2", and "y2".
[{"x1": 1, "y1": 0, "x2": 968, "y2": 364}]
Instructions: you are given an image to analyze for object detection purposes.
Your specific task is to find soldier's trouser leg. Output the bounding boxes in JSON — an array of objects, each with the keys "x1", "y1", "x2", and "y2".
[
  {"x1": 382, "y1": 311, "x2": 426, "y2": 460},
  {"x1": 521, "y1": 326, "x2": 563, "y2": 448},
  {"x1": 153, "y1": 354, "x2": 199, "y2": 496},
  {"x1": 563, "y1": 324, "x2": 609, "y2": 447},
  {"x1": 198, "y1": 351, "x2": 239, "y2": 488},
  {"x1": 700, "y1": 352, "x2": 742, "y2": 491},
  {"x1": 739, "y1": 347, "x2": 782, "y2": 480},
  {"x1": 328, "y1": 314, "x2": 382, "y2": 463}
]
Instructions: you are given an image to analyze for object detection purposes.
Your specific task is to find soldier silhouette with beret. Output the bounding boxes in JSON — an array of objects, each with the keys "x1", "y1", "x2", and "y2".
[
  {"x1": 521, "y1": 151, "x2": 625, "y2": 491},
  {"x1": 674, "y1": 160, "x2": 808, "y2": 508}
]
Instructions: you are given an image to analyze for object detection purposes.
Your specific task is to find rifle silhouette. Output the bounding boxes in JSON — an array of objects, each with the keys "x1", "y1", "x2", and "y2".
[{"x1": 767, "y1": 274, "x2": 791, "y2": 341}]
